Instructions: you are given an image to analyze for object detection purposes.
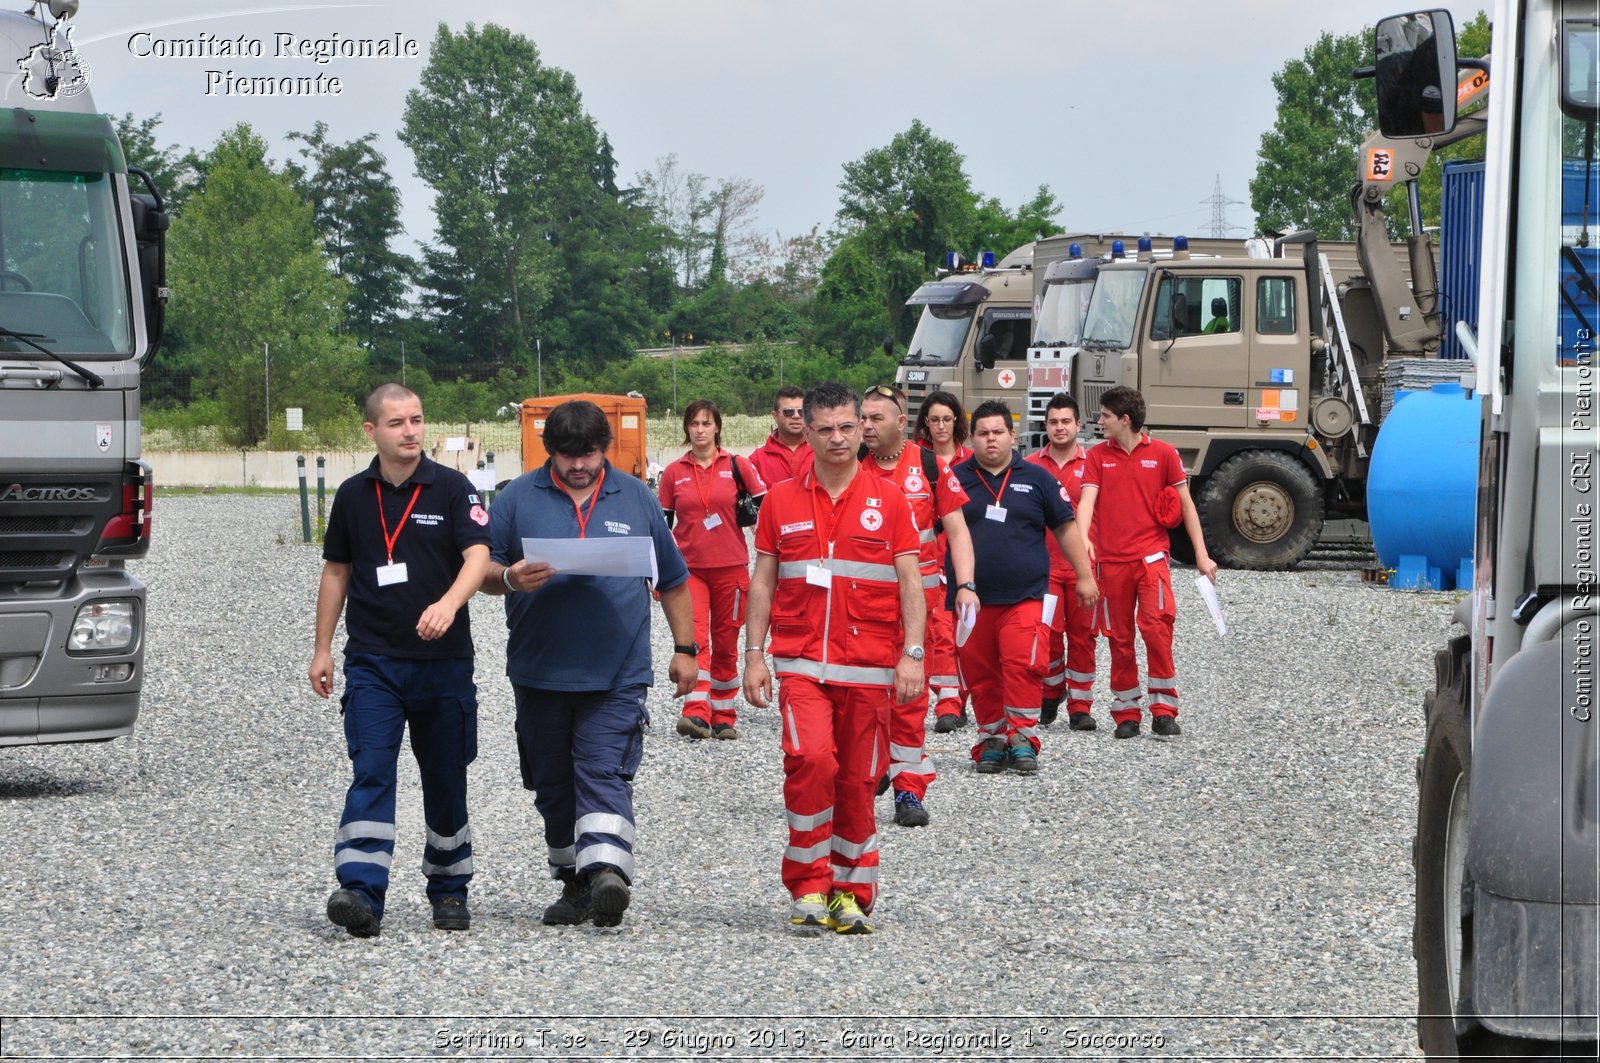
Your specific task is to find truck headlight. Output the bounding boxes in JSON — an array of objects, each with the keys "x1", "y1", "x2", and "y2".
[{"x1": 68, "y1": 599, "x2": 138, "y2": 653}]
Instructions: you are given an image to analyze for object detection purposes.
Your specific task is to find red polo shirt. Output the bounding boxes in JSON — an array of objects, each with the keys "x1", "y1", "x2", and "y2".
[
  {"x1": 863, "y1": 442, "x2": 968, "y2": 576},
  {"x1": 749, "y1": 432, "x2": 815, "y2": 487},
  {"x1": 755, "y1": 465, "x2": 919, "y2": 685},
  {"x1": 1026, "y1": 444, "x2": 1089, "y2": 581},
  {"x1": 658, "y1": 449, "x2": 767, "y2": 569},
  {"x1": 1082, "y1": 434, "x2": 1188, "y2": 563}
]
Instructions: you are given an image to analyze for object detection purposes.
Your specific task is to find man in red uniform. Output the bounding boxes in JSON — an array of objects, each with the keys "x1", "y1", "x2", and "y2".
[
  {"x1": 1075, "y1": 386, "x2": 1217, "y2": 739},
  {"x1": 744, "y1": 382, "x2": 925, "y2": 935},
  {"x1": 1024, "y1": 393, "x2": 1100, "y2": 731},
  {"x1": 859, "y1": 385, "x2": 978, "y2": 828},
  {"x1": 951, "y1": 402, "x2": 1098, "y2": 774},
  {"x1": 748, "y1": 385, "x2": 814, "y2": 487}
]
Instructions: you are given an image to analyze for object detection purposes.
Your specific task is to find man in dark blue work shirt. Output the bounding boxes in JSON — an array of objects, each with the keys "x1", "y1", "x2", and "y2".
[
  {"x1": 484, "y1": 399, "x2": 696, "y2": 928},
  {"x1": 309, "y1": 384, "x2": 490, "y2": 938},
  {"x1": 946, "y1": 401, "x2": 1098, "y2": 775}
]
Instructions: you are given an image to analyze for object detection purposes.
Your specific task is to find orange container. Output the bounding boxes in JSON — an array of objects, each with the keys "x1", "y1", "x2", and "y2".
[{"x1": 519, "y1": 393, "x2": 650, "y2": 481}]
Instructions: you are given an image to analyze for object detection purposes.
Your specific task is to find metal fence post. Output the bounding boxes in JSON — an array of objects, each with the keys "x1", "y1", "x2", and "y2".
[
  {"x1": 315, "y1": 456, "x2": 326, "y2": 541},
  {"x1": 296, "y1": 455, "x2": 311, "y2": 543}
]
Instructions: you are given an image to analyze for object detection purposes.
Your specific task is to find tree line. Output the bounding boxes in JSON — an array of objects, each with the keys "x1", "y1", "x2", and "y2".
[{"x1": 130, "y1": 16, "x2": 1486, "y2": 448}]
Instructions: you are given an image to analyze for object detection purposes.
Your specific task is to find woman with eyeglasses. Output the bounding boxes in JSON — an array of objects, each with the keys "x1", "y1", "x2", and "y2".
[
  {"x1": 658, "y1": 399, "x2": 768, "y2": 740},
  {"x1": 912, "y1": 390, "x2": 974, "y2": 731},
  {"x1": 913, "y1": 391, "x2": 973, "y2": 467}
]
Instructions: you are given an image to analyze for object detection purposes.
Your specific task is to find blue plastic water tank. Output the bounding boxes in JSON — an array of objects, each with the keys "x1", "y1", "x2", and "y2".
[{"x1": 1367, "y1": 383, "x2": 1480, "y2": 590}]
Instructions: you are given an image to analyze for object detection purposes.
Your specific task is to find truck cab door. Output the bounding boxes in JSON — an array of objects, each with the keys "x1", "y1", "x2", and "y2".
[
  {"x1": 1142, "y1": 273, "x2": 1250, "y2": 428},
  {"x1": 970, "y1": 307, "x2": 1033, "y2": 421}
]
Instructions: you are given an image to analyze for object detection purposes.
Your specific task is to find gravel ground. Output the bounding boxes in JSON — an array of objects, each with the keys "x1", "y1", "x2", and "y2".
[{"x1": 0, "y1": 495, "x2": 1460, "y2": 1061}]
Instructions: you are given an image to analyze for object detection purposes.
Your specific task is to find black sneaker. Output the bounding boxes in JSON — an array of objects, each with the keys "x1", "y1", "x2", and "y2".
[
  {"x1": 1113, "y1": 720, "x2": 1141, "y2": 740},
  {"x1": 590, "y1": 869, "x2": 631, "y2": 927},
  {"x1": 933, "y1": 712, "x2": 961, "y2": 733},
  {"x1": 974, "y1": 736, "x2": 1008, "y2": 774},
  {"x1": 1151, "y1": 715, "x2": 1182, "y2": 737},
  {"x1": 326, "y1": 888, "x2": 381, "y2": 938},
  {"x1": 541, "y1": 875, "x2": 593, "y2": 926},
  {"x1": 712, "y1": 722, "x2": 739, "y2": 740},
  {"x1": 1040, "y1": 697, "x2": 1063, "y2": 727},
  {"x1": 432, "y1": 895, "x2": 470, "y2": 931},
  {"x1": 1008, "y1": 734, "x2": 1039, "y2": 774},
  {"x1": 675, "y1": 715, "x2": 712, "y2": 739},
  {"x1": 892, "y1": 790, "x2": 930, "y2": 827},
  {"x1": 1068, "y1": 712, "x2": 1098, "y2": 732}
]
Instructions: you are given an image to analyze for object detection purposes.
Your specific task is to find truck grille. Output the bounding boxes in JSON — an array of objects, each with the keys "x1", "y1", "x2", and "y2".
[
  {"x1": 0, "y1": 551, "x2": 69, "y2": 570},
  {"x1": 0, "y1": 472, "x2": 120, "y2": 584},
  {"x1": 0, "y1": 516, "x2": 80, "y2": 535}
]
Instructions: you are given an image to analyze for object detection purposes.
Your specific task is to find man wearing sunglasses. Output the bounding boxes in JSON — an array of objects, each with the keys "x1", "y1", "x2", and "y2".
[
  {"x1": 859, "y1": 384, "x2": 979, "y2": 828},
  {"x1": 749, "y1": 385, "x2": 815, "y2": 488}
]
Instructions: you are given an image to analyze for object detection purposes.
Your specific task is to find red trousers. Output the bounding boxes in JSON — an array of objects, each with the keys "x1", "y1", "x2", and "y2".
[
  {"x1": 682, "y1": 565, "x2": 748, "y2": 727},
  {"x1": 1043, "y1": 574, "x2": 1099, "y2": 717},
  {"x1": 927, "y1": 592, "x2": 964, "y2": 718},
  {"x1": 1095, "y1": 556, "x2": 1179, "y2": 724},
  {"x1": 956, "y1": 599, "x2": 1048, "y2": 759},
  {"x1": 887, "y1": 585, "x2": 943, "y2": 799},
  {"x1": 778, "y1": 677, "x2": 890, "y2": 912}
]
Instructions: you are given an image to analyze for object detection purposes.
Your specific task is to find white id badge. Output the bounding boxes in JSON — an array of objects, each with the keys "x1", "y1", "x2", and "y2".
[
  {"x1": 985, "y1": 504, "x2": 1007, "y2": 523},
  {"x1": 1041, "y1": 593, "x2": 1058, "y2": 627},
  {"x1": 376, "y1": 562, "x2": 409, "y2": 586},
  {"x1": 703, "y1": 513, "x2": 724, "y2": 530},
  {"x1": 805, "y1": 564, "x2": 833, "y2": 588}
]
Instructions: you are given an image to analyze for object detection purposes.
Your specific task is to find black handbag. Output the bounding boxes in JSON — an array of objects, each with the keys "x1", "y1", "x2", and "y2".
[{"x1": 728, "y1": 456, "x2": 761, "y2": 527}]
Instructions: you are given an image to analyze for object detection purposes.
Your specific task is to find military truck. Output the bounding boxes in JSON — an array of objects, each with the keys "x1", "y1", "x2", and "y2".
[
  {"x1": 0, "y1": 1, "x2": 169, "y2": 745},
  {"x1": 1380, "y1": 5, "x2": 1599, "y2": 1055}
]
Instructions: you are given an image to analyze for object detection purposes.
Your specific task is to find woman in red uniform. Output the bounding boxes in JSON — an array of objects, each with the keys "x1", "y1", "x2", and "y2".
[
  {"x1": 912, "y1": 391, "x2": 973, "y2": 730},
  {"x1": 658, "y1": 400, "x2": 767, "y2": 739}
]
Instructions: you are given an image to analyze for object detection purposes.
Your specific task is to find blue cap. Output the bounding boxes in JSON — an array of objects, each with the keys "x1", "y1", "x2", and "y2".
[
  {"x1": 1111, "y1": 240, "x2": 1125, "y2": 259},
  {"x1": 1068, "y1": 242, "x2": 1082, "y2": 259},
  {"x1": 1137, "y1": 237, "x2": 1152, "y2": 253},
  {"x1": 1173, "y1": 235, "x2": 1189, "y2": 251},
  {"x1": 980, "y1": 250, "x2": 996, "y2": 268}
]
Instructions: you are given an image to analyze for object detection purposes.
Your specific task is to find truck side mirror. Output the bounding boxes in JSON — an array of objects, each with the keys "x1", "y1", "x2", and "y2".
[
  {"x1": 882, "y1": 336, "x2": 894, "y2": 358},
  {"x1": 977, "y1": 333, "x2": 997, "y2": 370},
  {"x1": 127, "y1": 168, "x2": 169, "y2": 360},
  {"x1": 1373, "y1": 10, "x2": 1458, "y2": 138}
]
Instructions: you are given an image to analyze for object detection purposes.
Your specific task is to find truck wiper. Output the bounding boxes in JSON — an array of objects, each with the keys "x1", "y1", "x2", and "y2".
[{"x1": 0, "y1": 324, "x2": 103, "y2": 388}]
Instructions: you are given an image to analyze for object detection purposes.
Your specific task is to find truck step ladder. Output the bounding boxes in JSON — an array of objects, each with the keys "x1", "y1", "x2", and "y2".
[{"x1": 1320, "y1": 253, "x2": 1372, "y2": 458}]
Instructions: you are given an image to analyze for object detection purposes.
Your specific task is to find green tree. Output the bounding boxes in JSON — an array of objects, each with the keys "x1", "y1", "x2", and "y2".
[
  {"x1": 167, "y1": 124, "x2": 364, "y2": 445},
  {"x1": 287, "y1": 121, "x2": 415, "y2": 353},
  {"x1": 111, "y1": 112, "x2": 199, "y2": 215},
  {"x1": 1251, "y1": 29, "x2": 1378, "y2": 240}
]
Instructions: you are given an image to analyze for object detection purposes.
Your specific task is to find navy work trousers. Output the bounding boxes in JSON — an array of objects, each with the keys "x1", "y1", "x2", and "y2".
[
  {"x1": 513, "y1": 684, "x2": 647, "y2": 884},
  {"x1": 335, "y1": 653, "x2": 477, "y2": 919}
]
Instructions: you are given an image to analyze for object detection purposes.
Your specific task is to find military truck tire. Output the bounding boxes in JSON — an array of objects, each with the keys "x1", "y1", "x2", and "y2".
[
  {"x1": 1196, "y1": 450, "x2": 1323, "y2": 570},
  {"x1": 1414, "y1": 638, "x2": 1552, "y2": 1060}
]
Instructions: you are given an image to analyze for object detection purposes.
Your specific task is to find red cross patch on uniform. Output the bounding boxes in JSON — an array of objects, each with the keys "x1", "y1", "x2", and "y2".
[
  {"x1": 860, "y1": 509, "x2": 883, "y2": 531},
  {"x1": 470, "y1": 505, "x2": 489, "y2": 526}
]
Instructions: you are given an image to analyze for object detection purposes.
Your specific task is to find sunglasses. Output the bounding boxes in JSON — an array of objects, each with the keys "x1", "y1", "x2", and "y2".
[
  {"x1": 777, "y1": 407, "x2": 804, "y2": 417},
  {"x1": 864, "y1": 384, "x2": 904, "y2": 408}
]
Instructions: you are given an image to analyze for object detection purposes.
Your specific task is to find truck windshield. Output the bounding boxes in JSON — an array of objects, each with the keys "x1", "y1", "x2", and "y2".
[
  {"x1": 1081, "y1": 269, "x2": 1147, "y2": 349},
  {"x1": 904, "y1": 305, "x2": 974, "y2": 366},
  {"x1": 0, "y1": 168, "x2": 133, "y2": 358},
  {"x1": 1034, "y1": 279, "x2": 1093, "y2": 345}
]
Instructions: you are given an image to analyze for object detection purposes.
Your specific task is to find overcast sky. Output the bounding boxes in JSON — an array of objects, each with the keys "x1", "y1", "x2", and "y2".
[{"x1": 69, "y1": 1, "x2": 1481, "y2": 258}]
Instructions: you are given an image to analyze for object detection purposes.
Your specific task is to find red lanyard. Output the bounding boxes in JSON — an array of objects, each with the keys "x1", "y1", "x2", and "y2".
[
  {"x1": 558, "y1": 466, "x2": 606, "y2": 538},
  {"x1": 375, "y1": 481, "x2": 422, "y2": 564},
  {"x1": 977, "y1": 463, "x2": 1013, "y2": 506},
  {"x1": 809, "y1": 467, "x2": 863, "y2": 557},
  {"x1": 690, "y1": 452, "x2": 720, "y2": 519}
]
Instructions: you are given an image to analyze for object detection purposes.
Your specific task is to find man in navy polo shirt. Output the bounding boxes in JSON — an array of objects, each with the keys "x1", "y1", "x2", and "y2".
[
  {"x1": 948, "y1": 401, "x2": 1098, "y2": 775},
  {"x1": 309, "y1": 383, "x2": 491, "y2": 938},
  {"x1": 484, "y1": 399, "x2": 696, "y2": 928}
]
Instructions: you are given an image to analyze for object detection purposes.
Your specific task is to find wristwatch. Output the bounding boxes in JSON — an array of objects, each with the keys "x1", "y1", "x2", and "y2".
[
  {"x1": 902, "y1": 645, "x2": 925, "y2": 662},
  {"x1": 673, "y1": 642, "x2": 700, "y2": 657},
  {"x1": 957, "y1": 581, "x2": 978, "y2": 593}
]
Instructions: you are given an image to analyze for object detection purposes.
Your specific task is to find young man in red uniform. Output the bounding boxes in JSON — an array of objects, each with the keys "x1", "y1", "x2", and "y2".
[
  {"x1": 1075, "y1": 385, "x2": 1218, "y2": 739},
  {"x1": 1025, "y1": 393, "x2": 1100, "y2": 731},
  {"x1": 951, "y1": 402, "x2": 1098, "y2": 774},
  {"x1": 659, "y1": 400, "x2": 768, "y2": 739},
  {"x1": 748, "y1": 385, "x2": 814, "y2": 487},
  {"x1": 744, "y1": 382, "x2": 925, "y2": 935},
  {"x1": 859, "y1": 385, "x2": 978, "y2": 828}
]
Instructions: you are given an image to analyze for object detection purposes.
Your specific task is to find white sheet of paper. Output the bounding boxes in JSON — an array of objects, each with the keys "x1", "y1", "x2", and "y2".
[
  {"x1": 955, "y1": 601, "x2": 977, "y2": 647},
  {"x1": 468, "y1": 468, "x2": 497, "y2": 492},
  {"x1": 1194, "y1": 575, "x2": 1227, "y2": 637},
  {"x1": 521, "y1": 536, "x2": 658, "y2": 582},
  {"x1": 1040, "y1": 593, "x2": 1058, "y2": 628}
]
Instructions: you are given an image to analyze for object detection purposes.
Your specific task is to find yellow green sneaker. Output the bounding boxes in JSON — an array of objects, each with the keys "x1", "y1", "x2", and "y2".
[
  {"x1": 789, "y1": 892, "x2": 829, "y2": 928},
  {"x1": 827, "y1": 890, "x2": 872, "y2": 935}
]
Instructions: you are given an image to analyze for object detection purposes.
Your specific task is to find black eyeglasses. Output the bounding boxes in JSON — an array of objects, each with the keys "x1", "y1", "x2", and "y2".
[
  {"x1": 865, "y1": 384, "x2": 904, "y2": 408},
  {"x1": 777, "y1": 407, "x2": 804, "y2": 417}
]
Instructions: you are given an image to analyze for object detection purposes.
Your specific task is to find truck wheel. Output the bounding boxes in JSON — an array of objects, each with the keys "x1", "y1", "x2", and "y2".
[
  {"x1": 1414, "y1": 638, "x2": 1547, "y2": 1059},
  {"x1": 1196, "y1": 450, "x2": 1323, "y2": 570}
]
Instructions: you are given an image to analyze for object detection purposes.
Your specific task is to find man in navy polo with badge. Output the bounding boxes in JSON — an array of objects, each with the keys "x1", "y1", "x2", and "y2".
[
  {"x1": 309, "y1": 383, "x2": 491, "y2": 938},
  {"x1": 949, "y1": 401, "x2": 1098, "y2": 775},
  {"x1": 483, "y1": 399, "x2": 696, "y2": 929}
]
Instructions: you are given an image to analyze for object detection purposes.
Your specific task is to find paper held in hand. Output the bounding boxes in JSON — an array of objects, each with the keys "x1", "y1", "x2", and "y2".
[
  {"x1": 954, "y1": 601, "x2": 977, "y2": 647},
  {"x1": 520, "y1": 536, "x2": 658, "y2": 582},
  {"x1": 1194, "y1": 575, "x2": 1227, "y2": 637}
]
